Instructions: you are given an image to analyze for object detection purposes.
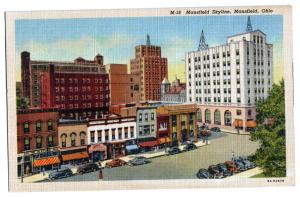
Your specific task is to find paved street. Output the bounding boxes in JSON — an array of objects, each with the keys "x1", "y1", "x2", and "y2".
[{"x1": 48, "y1": 133, "x2": 259, "y2": 182}]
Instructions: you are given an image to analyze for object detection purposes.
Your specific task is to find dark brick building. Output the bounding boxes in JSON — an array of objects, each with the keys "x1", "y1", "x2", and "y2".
[
  {"x1": 17, "y1": 108, "x2": 59, "y2": 154},
  {"x1": 20, "y1": 51, "x2": 109, "y2": 119},
  {"x1": 41, "y1": 64, "x2": 109, "y2": 119}
]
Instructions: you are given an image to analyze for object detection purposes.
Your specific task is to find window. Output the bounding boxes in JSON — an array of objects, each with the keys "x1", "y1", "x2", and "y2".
[
  {"x1": 248, "y1": 110, "x2": 252, "y2": 116},
  {"x1": 139, "y1": 113, "x2": 142, "y2": 122},
  {"x1": 90, "y1": 131, "x2": 95, "y2": 143},
  {"x1": 112, "y1": 129, "x2": 116, "y2": 140},
  {"x1": 36, "y1": 136, "x2": 42, "y2": 149},
  {"x1": 80, "y1": 132, "x2": 86, "y2": 145},
  {"x1": 145, "y1": 113, "x2": 148, "y2": 122},
  {"x1": 237, "y1": 110, "x2": 242, "y2": 116},
  {"x1": 151, "y1": 112, "x2": 155, "y2": 120},
  {"x1": 24, "y1": 122, "x2": 29, "y2": 133},
  {"x1": 24, "y1": 138, "x2": 30, "y2": 151},
  {"x1": 71, "y1": 133, "x2": 76, "y2": 146},
  {"x1": 47, "y1": 120, "x2": 53, "y2": 130},
  {"x1": 205, "y1": 109, "x2": 211, "y2": 124},
  {"x1": 61, "y1": 134, "x2": 66, "y2": 148},
  {"x1": 48, "y1": 135, "x2": 53, "y2": 147},
  {"x1": 130, "y1": 126, "x2": 134, "y2": 137},
  {"x1": 224, "y1": 111, "x2": 232, "y2": 126},
  {"x1": 214, "y1": 110, "x2": 221, "y2": 125}
]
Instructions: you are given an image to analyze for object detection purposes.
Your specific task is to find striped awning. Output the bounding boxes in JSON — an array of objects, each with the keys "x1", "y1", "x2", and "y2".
[
  {"x1": 33, "y1": 156, "x2": 60, "y2": 167},
  {"x1": 62, "y1": 152, "x2": 89, "y2": 162}
]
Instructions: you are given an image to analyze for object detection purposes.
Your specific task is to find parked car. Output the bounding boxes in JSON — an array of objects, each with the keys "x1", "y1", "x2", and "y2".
[
  {"x1": 105, "y1": 158, "x2": 126, "y2": 168},
  {"x1": 48, "y1": 168, "x2": 73, "y2": 180},
  {"x1": 217, "y1": 163, "x2": 232, "y2": 177},
  {"x1": 238, "y1": 156, "x2": 257, "y2": 169},
  {"x1": 128, "y1": 156, "x2": 150, "y2": 166},
  {"x1": 225, "y1": 161, "x2": 239, "y2": 173},
  {"x1": 233, "y1": 159, "x2": 247, "y2": 171},
  {"x1": 196, "y1": 168, "x2": 212, "y2": 179},
  {"x1": 167, "y1": 147, "x2": 181, "y2": 155},
  {"x1": 208, "y1": 165, "x2": 221, "y2": 178},
  {"x1": 77, "y1": 163, "x2": 99, "y2": 174},
  {"x1": 210, "y1": 127, "x2": 221, "y2": 132},
  {"x1": 183, "y1": 143, "x2": 197, "y2": 151}
]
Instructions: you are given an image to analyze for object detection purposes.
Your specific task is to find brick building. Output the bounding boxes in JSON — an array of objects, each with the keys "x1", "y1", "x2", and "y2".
[
  {"x1": 20, "y1": 51, "x2": 108, "y2": 119},
  {"x1": 40, "y1": 64, "x2": 109, "y2": 119},
  {"x1": 105, "y1": 64, "x2": 139, "y2": 107},
  {"x1": 17, "y1": 108, "x2": 60, "y2": 175},
  {"x1": 130, "y1": 35, "x2": 168, "y2": 101}
]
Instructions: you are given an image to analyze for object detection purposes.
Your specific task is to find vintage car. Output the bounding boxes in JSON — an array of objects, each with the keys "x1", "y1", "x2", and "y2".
[{"x1": 105, "y1": 158, "x2": 126, "y2": 168}]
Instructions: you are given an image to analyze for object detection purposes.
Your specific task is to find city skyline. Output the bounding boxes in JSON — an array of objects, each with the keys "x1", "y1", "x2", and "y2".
[{"x1": 15, "y1": 15, "x2": 283, "y2": 83}]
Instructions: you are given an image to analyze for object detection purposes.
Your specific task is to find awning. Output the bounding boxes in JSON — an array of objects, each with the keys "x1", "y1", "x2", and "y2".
[
  {"x1": 233, "y1": 119, "x2": 243, "y2": 127},
  {"x1": 139, "y1": 140, "x2": 159, "y2": 148},
  {"x1": 88, "y1": 144, "x2": 107, "y2": 153},
  {"x1": 247, "y1": 120, "x2": 257, "y2": 128},
  {"x1": 33, "y1": 156, "x2": 60, "y2": 167},
  {"x1": 62, "y1": 152, "x2": 89, "y2": 162},
  {"x1": 125, "y1": 144, "x2": 139, "y2": 151},
  {"x1": 158, "y1": 137, "x2": 171, "y2": 144}
]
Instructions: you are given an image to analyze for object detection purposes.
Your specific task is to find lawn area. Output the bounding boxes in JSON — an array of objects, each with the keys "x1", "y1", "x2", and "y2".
[{"x1": 250, "y1": 172, "x2": 266, "y2": 178}]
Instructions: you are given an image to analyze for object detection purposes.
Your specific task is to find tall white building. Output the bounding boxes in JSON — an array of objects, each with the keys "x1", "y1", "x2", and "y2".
[
  {"x1": 185, "y1": 17, "x2": 273, "y2": 132},
  {"x1": 186, "y1": 17, "x2": 273, "y2": 106}
]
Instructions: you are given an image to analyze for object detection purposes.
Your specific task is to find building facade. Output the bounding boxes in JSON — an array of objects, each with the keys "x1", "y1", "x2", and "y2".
[
  {"x1": 40, "y1": 64, "x2": 109, "y2": 119},
  {"x1": 87, "y1": 115, "x2": 137, "y2": 159},
  {"x1": 20, "y1": 51, "x2": 108, "y2": 119},
  {"x1": 17, "y1": 108, "x2": 59, "y2": 175},
  {"x1": 57, "y1": 119, "x2": 89, "y2": 165},
  {"x1": 161, "y1": 77, "x2": 186, "y2": 103},
  {"x1": 156, "y1": 104, "x2": 198, "y2": 145},
  {"x1": 185, "y1": 17, "x2": 272, "y2": 131},
  {"x1": 105, "y1": 64, "x2": 139, "y2": 106},
  {"x1": 130, "y1": 35, "x2": 168, "y2": 101},
  {"x1": 186, "y1": 18, "x2": 273, "y2": 106},
  {"x1": 136, "y1": 106, "x2": 157, "y2": 139}
]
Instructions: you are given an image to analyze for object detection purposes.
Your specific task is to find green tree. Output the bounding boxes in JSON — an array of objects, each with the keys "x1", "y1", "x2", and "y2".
[
  {"x1": 250, "y1": 79, "x2": 286, "y2": 177},
  {"x1": 16, "y1": 96, "x2": 29, "y2": 110}
]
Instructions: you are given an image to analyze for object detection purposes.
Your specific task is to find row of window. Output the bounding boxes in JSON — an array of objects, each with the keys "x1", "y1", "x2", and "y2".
[
  {"x1": 23, "y1": 135, "x2": 54, "y2": 151},
  {"x1": 90, "y1": 127, "x2": 135, "y2": 142},
  {"x1": 138, "y1": 112, "x2": 155, "y2": 122},
  {"x1": 55, "y1": 78, "x2": 108, "y2": 84},
  {"x1": 60, "y1": 132, "x2": 85, "y2": 148},
  {"x1": 56, "y1": 102, "x2": 109, "y2": 109},
  {"x1": 23, "y1": 120, "x2": 53, "y2": 133},
  {"x1": 55, "y1": 94, "x2": 108, "y2": 102},
  {"x1": 55, "y1": 86, "x2": 108, "y2": 93}
]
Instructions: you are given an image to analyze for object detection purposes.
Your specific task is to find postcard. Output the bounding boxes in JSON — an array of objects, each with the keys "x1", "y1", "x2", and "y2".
[{"x1": 5, "y1": 5, "x2": 294, "y2": 191}]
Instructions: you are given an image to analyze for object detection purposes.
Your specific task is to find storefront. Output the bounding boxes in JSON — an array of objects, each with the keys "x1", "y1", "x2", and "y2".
[
  {"x1": 33, "y1": 156, "x2": 60, "y2": 173},
  {"x1": 125, "y1": 144, "x2": 140, "y2": 155},
  {"x1": 88, "y1": 144, "x2": 107, "y2": 162},
  {"x1": 138, "y1": 138, "x2": 159, "y2": 152},
  {"x1": 107, "y1": 141, "x2": 125, "y2": 159},
  {"x1": 157, "y1": 137, "x2": 171, "y2": 149},
  {"x1": 246, "y1": 120, "x2": 257, "y2": 131},
  {"x1": 60, "y1": 147, "x2": 89, "y2": 165}
]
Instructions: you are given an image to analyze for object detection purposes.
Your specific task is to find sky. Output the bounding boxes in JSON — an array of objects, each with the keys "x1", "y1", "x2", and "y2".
[{"x1": 15, "y1": 15, "x2": 283, "y2": 83}]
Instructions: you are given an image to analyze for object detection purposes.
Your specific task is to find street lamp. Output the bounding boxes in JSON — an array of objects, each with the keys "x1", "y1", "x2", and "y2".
[{"x1": 231, "y1": 151, "x2": 235, "y2": 161}]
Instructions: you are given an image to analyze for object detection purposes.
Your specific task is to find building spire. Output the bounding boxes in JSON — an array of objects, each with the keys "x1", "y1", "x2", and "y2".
[
  {"x1": 146, "y1": 34, "x2": 151, "y2": 45},
  {"x1": 198, "y1": 30, "x2": 208, "y2": 51},
  {"x1": 246, "y1": 16, "x2": 253, "y2": 32}
]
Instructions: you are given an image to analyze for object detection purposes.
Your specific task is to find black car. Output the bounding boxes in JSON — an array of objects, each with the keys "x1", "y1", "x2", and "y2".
[
  {"x1": 77, "y1": 163, "x2": 99, "y2": 174},
  {"x1": 48, "y1": 168, "x2": 73, "y2": 180},
  {"x1": 167, "y1": 147, "x2": 181, "y2": 155},
  {"x1": 210, "y1": 127, "x2": 221, "y2": 132},
  {"x1": 217, "y1": 163, "x2": 232, "y2": 177},
  {"x1": 128, "y1": 156, "x2": 150, "y2": 166},
  {"x1": 208, "y1": 165, "x2": 221, "y2": 178},
  {"x1": 233, "y1": 159, "x2": 247, "y2": 172},
  {"x1": 183, "y1": 143, "x2": 197, "y2": 151},
  {"x1": 196, "y1": 169, "x2": 212, "y2": 179}
]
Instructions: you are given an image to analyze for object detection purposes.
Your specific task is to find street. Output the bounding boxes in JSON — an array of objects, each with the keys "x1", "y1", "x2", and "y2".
[{"x1": 48, "y1": 133, "x2": 259, "y2": 182}]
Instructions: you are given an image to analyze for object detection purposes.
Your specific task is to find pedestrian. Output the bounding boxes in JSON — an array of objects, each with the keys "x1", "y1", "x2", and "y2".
[
  {"x1": 25, "y1": 165, "x2": 30, "y2": 176},
  {"x1": 42, "y1": 167, "x2": 45, "y2": 176},
  {"x1": 98, "y1": 169, "x2": 103, "y2": 181}
]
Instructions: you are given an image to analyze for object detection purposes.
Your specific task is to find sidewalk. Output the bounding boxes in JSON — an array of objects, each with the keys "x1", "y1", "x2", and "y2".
[
  {"x1": 226, "y1": 167, "x2": 263, "y2": 179},
  {"x1": 22, "y1": 140, "x2": 211, "y2": 183},
  {"x1": 222, "y1": 129, "x2": 250, "y2": 135}
]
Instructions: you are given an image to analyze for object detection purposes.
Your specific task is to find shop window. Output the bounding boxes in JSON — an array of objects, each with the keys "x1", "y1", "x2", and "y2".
[
  {"x1": 205, "y1": 109, "x2": 211, "y2": 124},
  {"x1": 224, "y1": 111, "x2": 232, "y2": 126}
]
